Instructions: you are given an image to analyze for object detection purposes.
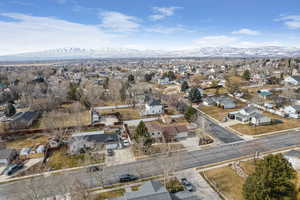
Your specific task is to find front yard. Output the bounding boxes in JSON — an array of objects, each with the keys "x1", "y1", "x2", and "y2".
[
  {"x1": 47, "y1": 146, "x2": 105, "y2": 170},
  {"x1": 6, "y1": 134, "x2": 49, "y2": 149},
  {"x1": 230, "y1": 112, "x2": 300, "y2": 135},
  {"x1": 202, "y1": 160, "x2": 256, "y2": 200}
]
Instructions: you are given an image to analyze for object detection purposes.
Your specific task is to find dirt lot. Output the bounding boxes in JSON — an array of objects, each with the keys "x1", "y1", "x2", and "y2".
[
  {"x1": 203, "y1": 160, "x2": 256, "y2": 200},
  {"x1": 230, "y1": 112, "x2": 300, "y2": 135},
  {"x1": 199, "y1": 101, "x2": 246, "y2": 122},
  {"x1": 98, "y1": 108, "x2": 141, "y2": 121},
  {"x1": 6, "y1": 134, "x2": 49, "y2": 149}
]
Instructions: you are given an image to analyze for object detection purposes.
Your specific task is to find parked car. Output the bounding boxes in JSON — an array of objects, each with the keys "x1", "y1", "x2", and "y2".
[
  {"x1": 4, "y1": 163, "x2": 24, "y2": 176},
  {"x1": 107, "y1": 149, "x2": 114, "y2": 156},
  {"x1": 119, "y1": 174, "x2": 138, "y2": 182},
  {"x1": 123, "y1": 140, "x2": 130, "y2": 147},
  {"x1": 87, "y1": 166, "x2": 100, "y2": 173},
  {"x1": 181, "y1": 178, "x2": 193, "y2": 192}
]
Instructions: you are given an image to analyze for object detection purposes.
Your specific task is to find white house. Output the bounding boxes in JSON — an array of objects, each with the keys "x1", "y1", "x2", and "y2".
[
  {"x1": 284, "y1": 76, "x2": 300, "y2": 85},
  {"x1": 144, "y1": 99, "x2": 164, "y2": 115},
  {"x1": 284, "y1": 105, "x2": 300, "y2": 118},
  {"x1": 158, "y1": 77, "x2": 170, "y2": 85},
  {"x1": 250, "y1": 113, "x2": 272, "y2": 126}
]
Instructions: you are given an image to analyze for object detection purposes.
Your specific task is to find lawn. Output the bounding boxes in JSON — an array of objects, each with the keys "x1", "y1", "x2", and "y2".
[
  {"x1": 47, "y1": 147, "x2": 105, "y2": 170},
  {"x1": 6, "y1": 134, "x2": 49, "y2": 149},
  {"x1": 94, "y1": 189, "x2": 125, "y2": 200},
  {"x1": 230, "y1": 112, "x2": 300, "y2": 135},
  {"x1": 98, "y1": 108, "x2": 141, "y2": 120},
  {"x1": 199, "y1": 101, "x2": 246, "y2": 122},
  {"x1": 203, "y1": 160, "x2": 256, "y2": 200}
]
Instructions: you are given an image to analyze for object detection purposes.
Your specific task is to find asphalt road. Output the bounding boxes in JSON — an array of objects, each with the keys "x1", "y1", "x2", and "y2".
[
  {"x1": 1, "y1": 130, "x2": 300, "y2": 200},
  {"x1": 194, "y1": 106, "x2": 243, "y2": 143}
]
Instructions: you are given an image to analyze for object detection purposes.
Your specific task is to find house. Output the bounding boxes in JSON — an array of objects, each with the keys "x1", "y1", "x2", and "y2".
[
  {"x1": 144, "y1": 99, "x2": 164, "y2": 115},
  {"x1": 229, "y1": 106, "x2": 260, "y2": 122},
  {"x1": 0, "y1": 148, "x2": 17, "y2": 165},
  {"x1": 258, "y1": 89, "x2": 272, "y2": 99},
  {"x1": 69, "y1": 131, "x2": 121, "y2": 153},
  {"x1": 284, "y1": 105, "x2": 300, "y2": 118},
  {"x1": 110, "y1": 180, "x2": 172, "y2": 200},
  {"x1": 214, "y1": 96, "x2": 236, "y2": 109},
  {"x1": 9, "y1": 111, "x2": 40, "y2": 129},
  {"x1": 163, "y1": 125, "x2": 189, "y2": 142},
  {"x1": 284, "y1": 150, "x2": 300, "y2": 170},
  {"x1": 284, "y1": 76, "x2": 300, "y2": 85},
  {"x1": 110, "y1": 180, "x2": 200, "y2": 200},
  {"x1": 146, "y1": 123, "x2": 164, "y2": 142},
  {"x1": 158, "y1": 77, "x2": 170, "y2": 85},
  {"x1": 250, "y1": 113, "x2": 272, "y2": 126},
  {"x1": 202, "y1": 97, "x2": 216, "y2": 106}
]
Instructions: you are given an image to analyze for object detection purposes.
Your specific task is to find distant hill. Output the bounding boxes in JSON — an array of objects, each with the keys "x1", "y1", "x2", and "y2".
[{"x1": 1, "y1": 46, "x2": 300, "y2": 61}]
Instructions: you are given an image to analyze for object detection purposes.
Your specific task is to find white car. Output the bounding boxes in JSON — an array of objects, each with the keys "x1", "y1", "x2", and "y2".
[{"x1": 123, "y1": 139, "x2": 130, "y2": 146}]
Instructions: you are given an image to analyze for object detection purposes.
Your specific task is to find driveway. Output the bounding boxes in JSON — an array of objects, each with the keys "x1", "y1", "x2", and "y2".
[
  {"x1": 106, "y1": 147, "x2": 135, "y2": 167},
  {"x1": 176, "y1": 169, "x2": 221, "y2": 200}
]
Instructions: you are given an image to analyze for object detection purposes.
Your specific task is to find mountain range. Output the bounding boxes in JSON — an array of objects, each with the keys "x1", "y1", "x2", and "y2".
[{"x1": 1, "y1": 46, "x2": 300, "y2": 61}]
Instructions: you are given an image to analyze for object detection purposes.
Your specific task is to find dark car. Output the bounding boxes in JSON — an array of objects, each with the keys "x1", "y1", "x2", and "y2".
[
  {"x1": 107, "y1": 149, "x2": 114, "y2": 156},
  {"x1": 181, "y1": 178, "x2": 193, "y2": 192},
  {"x1": 87, "y1": 166, "x2": 100, "y2": 173},
  {"x1": 119, "y1": 174, "x2": 138, "y2": 183},
  {"x1": 4, "y1": 163, "x2": 24, "y2": 176}
]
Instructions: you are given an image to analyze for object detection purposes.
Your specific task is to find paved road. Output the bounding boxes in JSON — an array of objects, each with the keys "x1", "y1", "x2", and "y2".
[
  {"x1": 195, "y1": 106, "x2": 243, "y2": 143},
  {"x1": 1, "y1": 130, "x2": 300, "y2": 199}
]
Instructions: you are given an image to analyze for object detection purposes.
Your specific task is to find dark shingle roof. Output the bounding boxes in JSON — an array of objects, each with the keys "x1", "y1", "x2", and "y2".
[{"x1": 147, "y1": 99, "x2": 162, "y2": 106}]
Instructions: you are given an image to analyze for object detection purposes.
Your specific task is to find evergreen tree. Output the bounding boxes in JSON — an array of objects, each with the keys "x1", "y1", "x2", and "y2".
[
  {"x1": 4, "y1": 103, "x2": 16, "y2": 117},
  {"x1": 128, "y1": 74, "x2": 135, "y2": 83},
  {"x1": 243, "y1": 69, "x2": 251, "y2": 80},
  {"x1": 188, "y1": 87, "x2": 202, "y2": 103},
  {"x1": 243, "y1": 154, "x2": 296, "y2": 200},
  {"x1": 181, "y1": 81, "x2": 189, "y2": 92},
  {"x1": 184, "y1": 106, "x2": 197, "y2": 122},
  {"x1": 135, "y1": 121, "x2": 148, "y2": 139}
]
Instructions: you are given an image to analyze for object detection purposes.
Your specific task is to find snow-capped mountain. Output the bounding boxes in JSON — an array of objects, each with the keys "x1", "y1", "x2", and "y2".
[{"x1": 1, "y1": 46, "x2": 300, "y2": 61}]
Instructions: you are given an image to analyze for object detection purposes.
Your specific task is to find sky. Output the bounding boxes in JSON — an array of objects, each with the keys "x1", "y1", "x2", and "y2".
[{"x1": 0, "y1": 0, "x2": 300, "y2": 55}]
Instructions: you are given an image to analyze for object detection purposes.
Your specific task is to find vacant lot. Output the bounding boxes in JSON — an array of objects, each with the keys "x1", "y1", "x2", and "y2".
[
  {"x1": 47, "y1": 147, "x2": 105, "y2": 170},
  {"x1": 199, "y1": 101, "x2": 246, "y2": 122},
  {"x1": 203, "y1": 160, "x2": 256, "y2": 200},
  {"x1": 98, "y1": 108, "x2": 141, "y2": 121},
  {"x1": 230, "y1": 112, "x2": 300, "y2": 135},
  {"x1": 6, "y1": 134, "x2": 49, "y2": 149}
]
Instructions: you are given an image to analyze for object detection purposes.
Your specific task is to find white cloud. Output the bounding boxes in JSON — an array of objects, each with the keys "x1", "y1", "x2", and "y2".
[
  {"x1": 149, "y1": 7, "x2": 182, "y2": 21},
  {"x1": 145, "y1": 25, "x2": 191, "y2": 34},
  {"x1": 232, "y1": 28, "x2": 260, "y2": 35},
  {"x1": 193, "y1": 35, "x2": 281, "y2": 48},
  {"x1": 194, "y1": 35, "x2": 238, "y2": 47},
  {"x1": 99, "y1": 11, "x2": 140, "y2": 32},
  {"x1": 0, "y1": 13, "x2": 114, "y2": 55},
  {"x1": 276, "y1": 15, "x2": 300, "y2": 29}
]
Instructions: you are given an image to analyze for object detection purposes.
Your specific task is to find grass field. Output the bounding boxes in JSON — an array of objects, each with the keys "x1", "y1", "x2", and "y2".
[
  {"x1": 230, "y1": 112, "x2": 300, "y2": 135},
  {"x1": 203, "y1": 160, "x2": 256, "y2": 200}
]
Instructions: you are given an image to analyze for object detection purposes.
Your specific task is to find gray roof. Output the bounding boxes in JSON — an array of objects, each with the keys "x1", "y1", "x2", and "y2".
[
  {"x1": 291, "y1": 105, "x2": 300, "y2": 111},
  {"x1": 291, "y1": 76, "x2": 300, "y2": 83},
  {"x1": 284, "y1": 150, "x2": 300, "y2": 158},
  {"x1": 147, "y1": 99, "x2": 162, "y2": 106},
  {"x1": 109, "y1": 181, "x2": 172, "y2": 200},
  {"x1": 0, "y1": 149, "x2": 16, "y2": 159},
  {"x1": 243, "y1": 106, "x2": 259, "y2": 114},
  {"x1": 252, "y1": 113, "x2": 269, "y2": 120},
  {"x1": 72, "y1": 131, "x2": 119, "y2": 144}
]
